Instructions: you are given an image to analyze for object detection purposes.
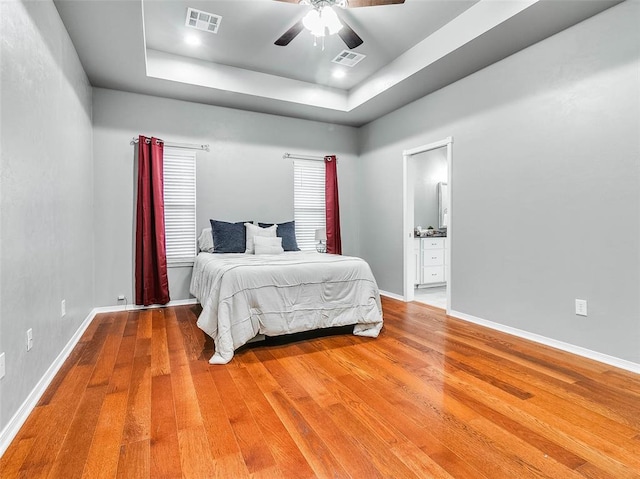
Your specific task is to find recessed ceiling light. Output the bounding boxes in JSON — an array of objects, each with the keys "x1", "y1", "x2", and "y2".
[
  {"x1": 185, "y1": 34, "x2": 201, "y2": 46},
  {"x1": 332, "y1": 69, "x2": 346, "y2": 79}
]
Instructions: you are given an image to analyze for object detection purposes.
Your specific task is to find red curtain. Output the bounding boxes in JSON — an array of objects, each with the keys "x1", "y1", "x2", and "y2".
[
  {"x1": 324, "y1": 155, "x2": 342, "y2": 255},
  {"x1": 135, "y1": 135, "x2": 170, "y2": 306}
]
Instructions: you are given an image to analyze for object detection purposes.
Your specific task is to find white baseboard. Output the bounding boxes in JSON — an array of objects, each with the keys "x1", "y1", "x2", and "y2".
[
  {"x1": 93, "y1": 297, "x2": 199, "y2": 314},
  {"x1": 450, "y1": 310, "x2": 640, "y2": 375},
  {"x1": 0, "y1": 297, "x2": 200, "y2": 458},
  {"x1": 0, "y1": 307, "x2": 98, "y2": 457},
  {"x1": 379, "y1": 290, "x2": 405, "y2": 301}
]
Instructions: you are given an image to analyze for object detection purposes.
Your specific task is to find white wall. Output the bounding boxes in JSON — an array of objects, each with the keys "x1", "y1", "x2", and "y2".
[
  {"x1": 0, "y1": 1, "x2": 94, "y2": 432},
  {"x1": 92, "y1": 88, "x2": 360, "y2": 305},
  {"x1": 359, "y1": 1, "x2": 640, "y2": 363}
]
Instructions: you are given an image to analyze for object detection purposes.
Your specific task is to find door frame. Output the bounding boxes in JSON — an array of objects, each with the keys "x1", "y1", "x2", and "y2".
[{"x1": 402, "y1": 136, "x2": 453, "y2": 313}]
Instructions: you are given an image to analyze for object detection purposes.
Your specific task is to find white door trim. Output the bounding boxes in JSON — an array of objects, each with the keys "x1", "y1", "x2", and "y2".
[{"x1": 402, "y1": 136, "x2": 453, "y2": 314}]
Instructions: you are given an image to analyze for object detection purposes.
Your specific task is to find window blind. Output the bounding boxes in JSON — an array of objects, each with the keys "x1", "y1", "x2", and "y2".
[
  {"x1": 293, "y1": 159, "x2": 325, "y2": 251},
  {"x1": 163, "y1": 147, "x2": 196, "y2": 264}
]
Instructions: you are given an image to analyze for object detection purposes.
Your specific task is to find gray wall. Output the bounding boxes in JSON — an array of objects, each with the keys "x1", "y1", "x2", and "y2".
[
  {"x1": 0, "y1": 1, "x2": 94, "y2": 431},
  {"x1": 92, "y1": 88, "x2": 360, "y2": 306},
  {"x1": 412, "y1": 149, "x2": 448, "y2": 230},
  {"x1": 359, "y1": 1, "x2": 640, "y2": 363}
]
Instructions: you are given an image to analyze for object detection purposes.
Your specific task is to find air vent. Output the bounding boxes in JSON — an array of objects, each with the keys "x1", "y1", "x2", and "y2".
[
  {"x1": 331, "y1": 50, "x2": 366, "y2": 67},
  {"x1": 185, "y1": 7, "x2": 222, "y2": 34}
]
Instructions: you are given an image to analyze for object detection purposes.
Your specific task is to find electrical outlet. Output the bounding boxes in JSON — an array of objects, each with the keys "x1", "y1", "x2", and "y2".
[
  {"x1": 0, "y1": 352, "x2": 5, "y2": 380},
  {"x1": 26, "y1": 328, "x2": 33, "y2": 351},
  {"x1": 575, "y1": 299, "x2": 588, "y2": 317},
  {"x1": 117, "y1": 295, "x2": 126, "y2": 301},
  {"x1": 61, "y1": 299, "x2": 66, "y2": 318}
]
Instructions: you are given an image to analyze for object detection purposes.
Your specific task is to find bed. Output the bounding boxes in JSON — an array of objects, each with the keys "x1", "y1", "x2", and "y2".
[{"x1": 189, "y1": 251, "x2": 383, "y2": 364}]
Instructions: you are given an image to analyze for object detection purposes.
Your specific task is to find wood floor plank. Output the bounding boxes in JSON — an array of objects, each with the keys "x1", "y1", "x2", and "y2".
[
  {"x1": 256, "y1": 348, "x2": 387, "y2": 478},
  {"x1": 150, "y1": 374, "x2": 182, "y2": 479},
  {"x1": 46, "y1": 384, "x2": 109, "y2": 479},
  {"x1": 465, "y1": 415, "x2": 587, "y2": 479},
  {"x1": 209, "y1": 366, "x2": 278, "y2": 476},
  {"x1": 267, "y1": 346, "x2": 340, "y2": 409},
  {"x1": 445, "y1": 353, "x2": 640, "y2": 468},
  {"x1": 445, "y1": 347, "x2": 640, "y2": 441},
  {"x1": 2, "y1": 299, "x2": 639, "y2": 479},
  {"x1": 36, "y1": 346, "x2": 85, "y2": 407},
  {"x1": 338, "y1": 347, "x2": 539, "y2": 478},
  {"x1": 82, "y1": 389, "x2": 130, "y2": 479},
  {"x1": 229, "y1": 359, "x2": 316, "y2": 479},
  {"x1": 442, "y1": 376, "x2": 587, "y2": 469},
  {"x1": 116, "y1": 439, "x2": 150, "y2": 479},
  {"x1": 82, "y1": 315, "x2": 138, "y2": 478},
  {"x1": 265, "y1": 389, "x2": 351, "y2": 478},
  {"x1": 188, "y1": 362, "x2": 251, "y2": 478},
  {"x1": 0, "y1": 438, "x2": 35, "y2": 478},
  {"x1": 390, "y1": 440, "x2": 457, "y2": 479},
  {"x1": 176, "y1": 427, "x2": 218, "y2": 479},
  {"x1": 326, "y1": 402, "x2": 420, "y2": 478},
  {"x1": 151, "y1": 309, "x2": 171, "y2": 377},
  {"x1": 17, "y1": 365, "x2": 98, "y2": 476},
  {"x1": 167, "y1": 316, "x2": 206, "y2": 432},
  {"x1": 335, "y1": 372, "x2": 488, "y2": 478},
  {"x1": 87, "y1": 314, "x2": 128, "y2": 388},
  {"x1": 121, "y1": 350, "x2": 151, "y2": 445},
  {"x1": 438, "y1": 363, "x2": 640, "y2": 478}
]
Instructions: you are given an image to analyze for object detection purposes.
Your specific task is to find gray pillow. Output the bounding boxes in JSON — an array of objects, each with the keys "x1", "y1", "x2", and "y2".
[
  {"x1": 210, "y1": 220, "x2": 249, "y2": 253},
  {"x1": 197, "y1": 228, "x2": 214, "y2": 253}
]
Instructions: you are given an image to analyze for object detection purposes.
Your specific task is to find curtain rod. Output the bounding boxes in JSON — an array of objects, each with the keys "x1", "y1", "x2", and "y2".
[
  {"x1": 130, "y1": 137, "x2": 209, "y2": 151},
  {"x1": 283, "y1": 153, "x2": 336, "y2": 161}
]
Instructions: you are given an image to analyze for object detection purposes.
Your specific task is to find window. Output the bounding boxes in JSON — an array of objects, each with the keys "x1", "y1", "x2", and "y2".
[
  {"x1": 163, "y1": 147, "x2": 196, "y2": 265},
  {"x1": 293, "y1": 159, "x2": 325, "y2": 251}
]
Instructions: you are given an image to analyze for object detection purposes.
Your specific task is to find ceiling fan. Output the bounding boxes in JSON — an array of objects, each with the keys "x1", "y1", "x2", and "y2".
[{"x1": 274, "y1": 0, "x2": 405, "y2": 50}]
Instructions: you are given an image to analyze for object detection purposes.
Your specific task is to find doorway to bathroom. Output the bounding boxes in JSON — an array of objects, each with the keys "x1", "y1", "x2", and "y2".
[{"x1": 402, "y1": 137, "x2": 452, "y2": 313}]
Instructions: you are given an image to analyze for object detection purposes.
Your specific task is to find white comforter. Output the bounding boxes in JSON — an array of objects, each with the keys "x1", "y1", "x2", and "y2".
[{"x1": 190, "y1": 252, "x2": 383, "y2": 364}]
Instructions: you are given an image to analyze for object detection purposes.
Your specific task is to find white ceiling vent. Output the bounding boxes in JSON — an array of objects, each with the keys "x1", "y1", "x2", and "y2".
[
  {"x1": 332, "y1": 50, "x2": 366, "y2": 68},
  {"x1": 185, "y1": 7, "x2": 222, "y2": 34}
]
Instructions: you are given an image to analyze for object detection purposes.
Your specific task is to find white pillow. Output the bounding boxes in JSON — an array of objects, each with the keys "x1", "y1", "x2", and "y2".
[
  {"x1": 244, "y1": 223, "x2": 277, "y2": 254},
  {"x1": 254, "y1": 236, "x2": 284, "y2": 255},
  {"x1": 197, "y1": 228, "x2": 214, "y2": 253}
]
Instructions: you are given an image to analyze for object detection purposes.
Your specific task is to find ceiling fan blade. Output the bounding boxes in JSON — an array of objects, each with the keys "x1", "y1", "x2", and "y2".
[
  {"x1": 347, "y1": 0, "x2": 405, "y2": 7},
  {"x1": 275, "y1": 20, "x2": 304, "y2": 46},
  {"x1": 338, "y1": 21, "x2": 363, "y2": 49}
]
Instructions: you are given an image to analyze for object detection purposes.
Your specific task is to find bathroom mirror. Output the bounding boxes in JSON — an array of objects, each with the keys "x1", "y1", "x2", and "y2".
[{"x1": 438, "y1": 182, "x2": 448, "y2": 228}]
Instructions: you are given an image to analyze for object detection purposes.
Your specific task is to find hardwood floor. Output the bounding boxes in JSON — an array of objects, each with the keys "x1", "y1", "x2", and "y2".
[{"x1": 2, "y1": 297, "x2": 639, "y2": 478}]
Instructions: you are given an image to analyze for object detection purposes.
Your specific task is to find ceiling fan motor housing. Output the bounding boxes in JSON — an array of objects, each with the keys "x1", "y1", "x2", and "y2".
[{"x1": 300, "y1": 0, "x2": 348, "y2": 9}]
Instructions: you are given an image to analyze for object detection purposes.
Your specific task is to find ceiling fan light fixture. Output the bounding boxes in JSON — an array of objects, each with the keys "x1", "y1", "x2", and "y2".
[
  {"x1": 321, "y1": 6, "x2": 343, "y2": 35},
  {"x1": 302, "y1": 5, "x2": 343, "y2": 38},
  {"x1": 302, "y1": 9, "x2": 323, "y2": 36}
]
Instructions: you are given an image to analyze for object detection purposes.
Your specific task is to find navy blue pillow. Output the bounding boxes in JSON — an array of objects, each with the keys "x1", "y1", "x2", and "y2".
[
  {"x1": 210, "y1": 220, "x2": 248, "y2": 253},
  {"x1": 258, "y1": 221, "x2": 300, "y2": 251}
]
